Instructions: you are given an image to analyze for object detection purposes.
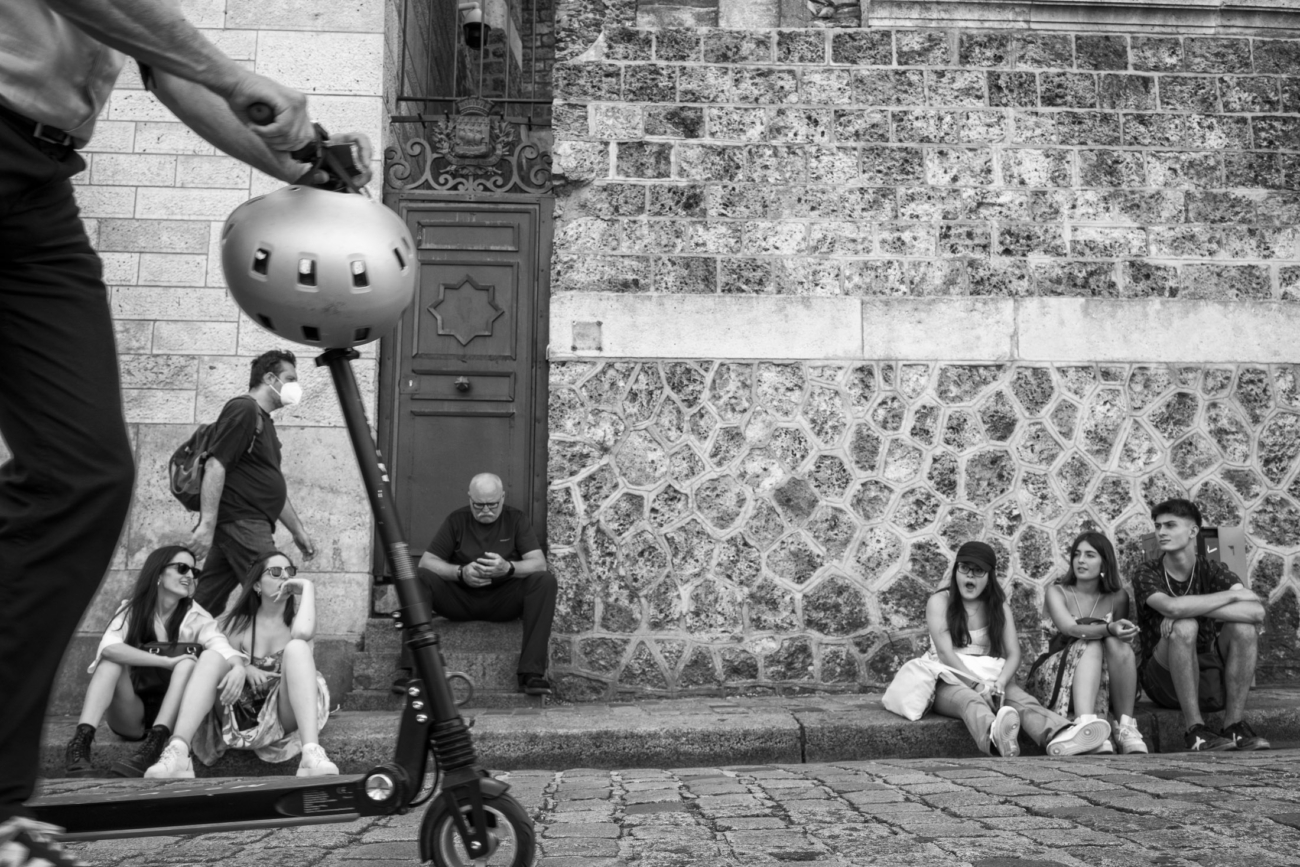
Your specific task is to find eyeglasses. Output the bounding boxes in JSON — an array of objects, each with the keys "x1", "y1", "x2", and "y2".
[
  {"x1": 470, "y1": 499, "x2": 504, "y2": 510},
  {"x1": 956, "y1": 563, "x2": 988, "y2": 579},
  {"x1": 166, "y1": 562, "x2": 200, "y2": 578},
  {"x1": 263, "y1": 565, "x2": 298, "y2": 578}
]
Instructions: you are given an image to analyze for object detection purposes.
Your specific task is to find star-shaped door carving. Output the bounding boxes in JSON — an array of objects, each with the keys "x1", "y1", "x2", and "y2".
[{"x1": 428, "y1": 275, "x2": 505, "y2": 346}]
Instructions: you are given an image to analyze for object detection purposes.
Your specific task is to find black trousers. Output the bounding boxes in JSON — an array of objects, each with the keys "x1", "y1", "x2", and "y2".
[
  {"x1": 0, "y1": 116, "x2": 136, "y2": 819},
  {"x1": 405, "y1": 570, "x2": 558, "y2": 677},
  {"x1": 193, "y1": 517, "x2": 277, "y2": 616}
]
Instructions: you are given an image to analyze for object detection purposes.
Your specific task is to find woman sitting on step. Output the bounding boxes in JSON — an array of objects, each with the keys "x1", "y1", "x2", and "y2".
[
  {"x1": 1025, "y1": 531, "x2": 1147, "y2": 755},
  {"x1": 927, "y1": 540, "x2": 1112, "y2": 758},
  {"x1": 64, "y1": 545, "x2": 242, "y2": 777},
  {"x1": 145, "y1": 550, "x2": 339, "y2": 778}
]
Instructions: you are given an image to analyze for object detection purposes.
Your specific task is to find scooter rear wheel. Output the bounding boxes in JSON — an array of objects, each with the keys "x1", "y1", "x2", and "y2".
[{"x1": 421, "y1": 791, "x2": 535, "y2": 866}]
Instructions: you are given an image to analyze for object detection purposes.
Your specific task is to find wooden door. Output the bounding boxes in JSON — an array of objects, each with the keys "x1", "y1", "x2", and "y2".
[{"x1": 380, "y1": 196, "x2": 551, "y2": 561}]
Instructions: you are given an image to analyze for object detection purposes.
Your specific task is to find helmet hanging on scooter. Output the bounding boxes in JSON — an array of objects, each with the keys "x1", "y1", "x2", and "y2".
[{"x1": 221, "y1": 185, "x2": 416, "y2": 349}]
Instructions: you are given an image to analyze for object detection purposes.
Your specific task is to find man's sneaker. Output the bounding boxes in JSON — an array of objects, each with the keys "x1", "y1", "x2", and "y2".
[
  {"x1": 1047, "y1": 719, "x2": 1112, "y2": 756},
  {"x1": 143, "y1": 738, "x2": 195, "y2": 778},
  {"x1": 111, "y1": 724, "x2": 170, "y2": 777},
  {"x1": 0, "y1": 817, "x2": 89, "y2": 867},
  {"x1": 519, "y1": 674, "x2": 552, "y2": 696},
  {"x1": 1222, "y1": 720, "x2": 1270, "y2": 751},
  {"x1": 1185, "y1": 723, "x2": 1236, "y2": 752},
  {"x1": 1115, "y1": 718, "x2": 1149, "y2": 754},
  {"x1": 989, "y1": 706, "x2": 1020, "y2": 758},
  {"x1": 64, "y1": 723, "x2": 97, "y2": 777},
  {"x1": 1095, "y1": 738, "x2": 1115, "y2": 754},
  {"x1": 297, "y1": 743, "x2": 340, "y2": 777}
]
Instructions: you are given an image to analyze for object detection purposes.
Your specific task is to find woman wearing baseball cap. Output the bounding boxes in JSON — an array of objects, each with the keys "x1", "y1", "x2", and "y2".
[{"x1": 925, "y1": 541, "x2": 1112, "y2": 757}]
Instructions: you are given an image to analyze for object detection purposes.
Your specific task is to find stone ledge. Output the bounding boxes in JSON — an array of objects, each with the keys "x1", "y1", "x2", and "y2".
[
  {"x1": 550, "y1": 293, "x2": 1300, "y2": 363},
  {"x1": 39, "y1": 687, "x2": 1300, "y2": 778},
  {"x1": 868, "y1": 0, "x2": 1300, "y2": 35}
]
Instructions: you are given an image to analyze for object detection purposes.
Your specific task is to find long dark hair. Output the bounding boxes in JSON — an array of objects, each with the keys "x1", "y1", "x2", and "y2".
[
  {"x1": 1061, "y1": 532, "x2": 1121, "y2": 594},
  {"x1": 111, "y1": 545, "x2": 196, "y2": 649},
  {"x1": 942, "y1": 561, "x2": 1008, "y2": 658},
  {"x1": 221, "y1": 550, "x2": 297, "y2": 638}
]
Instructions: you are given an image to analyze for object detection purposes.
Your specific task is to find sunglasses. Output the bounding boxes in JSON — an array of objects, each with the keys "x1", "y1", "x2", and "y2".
[
  {"x1": 166, "y1": 562, "x2": 201, "y2": 578},
  {"x1": 263, "y1": 565, "x2": 298, "y2": 578}
]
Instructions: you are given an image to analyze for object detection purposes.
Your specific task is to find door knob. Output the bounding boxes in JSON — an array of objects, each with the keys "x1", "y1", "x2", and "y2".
[{"x1": 454, "y1": 376, "x2": 471, "y2": 392}]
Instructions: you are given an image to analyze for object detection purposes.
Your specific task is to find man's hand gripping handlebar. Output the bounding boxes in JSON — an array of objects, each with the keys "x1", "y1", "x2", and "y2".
[{"x1": 247, "y1": 102, "x2": 370, "y2": 195}]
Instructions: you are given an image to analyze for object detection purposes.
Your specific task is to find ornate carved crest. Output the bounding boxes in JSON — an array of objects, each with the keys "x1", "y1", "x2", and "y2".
[{"x1": 386, "y1": 97, "x2": 553, "y2": 195}]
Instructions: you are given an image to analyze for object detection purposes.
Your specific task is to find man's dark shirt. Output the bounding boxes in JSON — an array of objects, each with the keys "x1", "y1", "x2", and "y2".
[
  {"x1": 428, "y1": 505, "x2": 540, "y2": 586},
  {"x1": 1130, "y1": 555, "x2": 1238, "y2": 668},
  {"x1": 205, "y1": 395, "x2": 285, "y2": 526}
]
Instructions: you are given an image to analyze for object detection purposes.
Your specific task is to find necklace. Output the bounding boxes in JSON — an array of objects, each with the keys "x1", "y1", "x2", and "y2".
[{"x1": 1163, "y1": 559, "x2": 1195, "y2": 597}]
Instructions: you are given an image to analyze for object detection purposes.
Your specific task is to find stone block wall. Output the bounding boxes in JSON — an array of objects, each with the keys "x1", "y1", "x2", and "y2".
[
  {"x1": 543, "y1": 9, "x2": 1300, "y2": 697},
  {"x1": 43, "y1": 0, "x2": 387, "y2": 710}
]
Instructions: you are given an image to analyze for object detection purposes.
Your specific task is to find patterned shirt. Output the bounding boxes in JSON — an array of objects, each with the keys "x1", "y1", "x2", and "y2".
[{"x1": 1129, "y1": 556, "x2": 1239, "y2": 667}]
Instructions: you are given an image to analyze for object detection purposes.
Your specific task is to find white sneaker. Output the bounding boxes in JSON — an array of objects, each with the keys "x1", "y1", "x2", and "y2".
[
  {"x1": 1048, "y1": 720, "x2": 1111, "y2": 756},
  {"x1": 297, "y1": 743, "x2": 340, "y2": 777},
  {"x1": 989, "y1": 706, "x2": 1021, "y2": 758},
  {"x1": 1095, "y1": 738, "x2": 1115, "y2": 754},
  {"x1": 1115, "y1": 719, "x2": 1149, "y2": 754},
  {"x1": 143, "y1": 738, "x2": 194, "y2": 779}
]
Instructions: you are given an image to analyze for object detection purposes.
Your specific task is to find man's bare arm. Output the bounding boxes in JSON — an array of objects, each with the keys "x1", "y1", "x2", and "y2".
[
  {"x1": 44, "y1": 0, "x2": 312, "y2": 148},
  {"x1": 1146, "y1": 588, "x2": 1251, "y2": 620}
]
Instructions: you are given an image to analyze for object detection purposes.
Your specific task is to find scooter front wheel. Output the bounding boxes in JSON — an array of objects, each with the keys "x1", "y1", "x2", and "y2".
[{"x1": 421, "y1": 791, "x2": 535, "y2": 866}]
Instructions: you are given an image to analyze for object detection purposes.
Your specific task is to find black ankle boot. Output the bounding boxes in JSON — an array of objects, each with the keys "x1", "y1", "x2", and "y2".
[
  {"x1": 112, "y1": 724, "x2": 171, "y2": 777},
  {"x1": 64, "y1": 723, "x2": 97, "y2": 777}
]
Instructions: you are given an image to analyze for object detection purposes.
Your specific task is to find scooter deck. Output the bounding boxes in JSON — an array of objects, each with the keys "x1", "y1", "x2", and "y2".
[{"x1": 31, "y1": 774, "x2": 380, "y2": 840}]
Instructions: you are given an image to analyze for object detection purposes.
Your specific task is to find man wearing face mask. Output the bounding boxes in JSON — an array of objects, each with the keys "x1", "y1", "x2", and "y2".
[{"x1": 190, "y1": 350, "x2": 316, "y2": 615}]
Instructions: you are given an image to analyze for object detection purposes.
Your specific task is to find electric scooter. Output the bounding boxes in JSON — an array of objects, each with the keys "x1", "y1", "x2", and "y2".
[{"x1": 31, "y1": 114, "x2": 535, "y2": 867}]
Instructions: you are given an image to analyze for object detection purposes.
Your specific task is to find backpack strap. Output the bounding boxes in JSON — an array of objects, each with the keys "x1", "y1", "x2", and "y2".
[{"x1": 228, "y1": 394, "x2": 264, "y2": 455}]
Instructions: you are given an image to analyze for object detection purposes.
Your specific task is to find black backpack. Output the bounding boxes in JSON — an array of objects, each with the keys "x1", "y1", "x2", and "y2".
[{"x1": 169, "y1": 395, "x2": 263, "y2": 511}]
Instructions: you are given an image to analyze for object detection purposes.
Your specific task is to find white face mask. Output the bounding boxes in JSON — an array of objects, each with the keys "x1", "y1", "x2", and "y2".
[{"x1": 272, "y1": 376, "x2": 303, "y2": 407}]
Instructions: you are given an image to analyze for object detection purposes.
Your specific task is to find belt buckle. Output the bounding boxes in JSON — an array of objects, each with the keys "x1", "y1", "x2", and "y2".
[{"x1": 32, "y1": 122, "x2": 73, "y2": 147}]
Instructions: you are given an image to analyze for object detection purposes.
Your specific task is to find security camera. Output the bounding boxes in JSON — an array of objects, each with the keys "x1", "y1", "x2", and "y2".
[{"x1": 459, "y1": 2, "x2": 489, "y2": 50}]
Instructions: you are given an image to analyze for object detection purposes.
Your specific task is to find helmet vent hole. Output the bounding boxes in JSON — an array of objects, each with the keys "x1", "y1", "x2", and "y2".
[
  {"x1": 302, "y1": 326, "x2": 320, "y2": 342},
  {"x1": 297, "y1": 258, "x2": 317, "y2": 287},
  {"x1": 257, "y1": 314, "x2": 276, "y2": 331},
  {"x1": 354, "y1": 327, "x2": 371, "y2": 342},
  {"x1": 252, "y1": 249, "x2": 271, "y2": 275},
  {"x1": 393, "y1": 248, "x2": 406, "y2": 271},
  {"x1": 351, "y1": 261, "x2": 369, "y2": 288}
]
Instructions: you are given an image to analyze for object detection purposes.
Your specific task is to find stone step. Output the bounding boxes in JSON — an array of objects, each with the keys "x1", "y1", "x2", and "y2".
[
  {"x1": 363, "y1": 616, "x2": 525, "y2": 656},
  {"x1": 340, "y1": 688, "x2": 543, "y2": 711},
  {"x1": 40, "y1": 687, "x2": 1300, "y2": 779},
  {"x1": 350, "y1": 649, "x2": 521, "y2": 697}
]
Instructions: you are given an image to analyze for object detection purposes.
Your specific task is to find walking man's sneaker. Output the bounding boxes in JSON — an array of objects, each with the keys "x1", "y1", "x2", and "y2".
[
  {"x1": 989, "y1": 706, "x2": 1020, "y2": 758},
  {"x1": 112, "y1": 724, "x2": 171, "y2": 777},
  {"x1": 1114, "y1": 717, "x2": 1149, "y2": 754},
  {"x1": 143, "y1": 738, "x2": 196, "y2": 778},
  {"x1": 64, "y1": 723, "x2": 97, "y2": 777},
  {"x1": 518, "y1": 674, "x2": 552, "y2": 696},
  {"x1": 1222, "y1": 720, "x2": 1270, "y2": 751},
  {"x1": 1184, "y1": 723, "x2": 1236, "y2": 752},
  {"x1": 0, "y1": 816, "x2": 89, "y2": 867},
  {"x1": 1047, "y1": 719, "x2": 1111, "y2": 756}
]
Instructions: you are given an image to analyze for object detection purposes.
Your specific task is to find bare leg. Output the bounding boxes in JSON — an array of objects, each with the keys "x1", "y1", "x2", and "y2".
[
  {"x1": 1103, "y1": 636, "x2": 1138, "y2": 718},
  {"x1": 1152, "y1": 618, "x2": 1201, "y2": 729},
  {"x1": 152, "y1": 657, "x2": 197, "y2": 730},
  {"x1": 81, "y1": 662, "x2": 143, "y2": 737},
  {"x1": 276, "y1": 639, "x2": 320, "y2": 745},
  {"x1": 1071, "y1": 641, "x2": 1103, "y2": 716},
  {"x1": 171, "y1": 650, "x2": 231, "y2": 745},
  {"x1": 1218, "y1": 622, "x2": 1258, "y2": 727}
]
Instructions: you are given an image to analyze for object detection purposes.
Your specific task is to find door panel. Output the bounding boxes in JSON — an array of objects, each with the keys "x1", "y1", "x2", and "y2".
[{"x1": 385, "y1": 199, "x2": 549, "y2": 558}]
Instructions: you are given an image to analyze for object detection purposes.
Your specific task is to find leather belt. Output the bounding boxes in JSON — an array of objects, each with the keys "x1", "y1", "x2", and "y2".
[{"x1": 0, "y1": 102, "x2": 76, "y2": 148}]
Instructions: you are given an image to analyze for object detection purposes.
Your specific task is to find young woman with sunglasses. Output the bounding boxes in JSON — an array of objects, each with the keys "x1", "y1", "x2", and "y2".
[
  {"x1": 144, "y1": 551, "x2": 338, "y2": 778},
  {"x1": 63, "y1": 545, "x2": 242, "y2": 777}
]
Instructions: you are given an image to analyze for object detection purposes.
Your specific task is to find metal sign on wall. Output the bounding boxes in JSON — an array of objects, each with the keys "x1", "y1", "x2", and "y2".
[{"x1": 385, "y1": 97, "x2": 554, "y2": 196}]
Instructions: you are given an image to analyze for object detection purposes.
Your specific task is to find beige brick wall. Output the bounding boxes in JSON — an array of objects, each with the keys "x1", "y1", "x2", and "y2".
[{"x1": 55, "y1": 0, "x2": 389, "y2": 645}]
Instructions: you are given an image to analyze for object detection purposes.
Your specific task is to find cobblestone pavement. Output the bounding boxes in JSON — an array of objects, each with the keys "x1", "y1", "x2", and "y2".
[{"x1": 53, "y1": 749, "x2": 1300, "y2": 866}]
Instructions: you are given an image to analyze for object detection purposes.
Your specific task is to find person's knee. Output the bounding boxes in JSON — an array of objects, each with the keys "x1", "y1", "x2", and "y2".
[
  {"x1": 1221, "y1": 621, "x2": 1258, "y2": 647},
  {"x1": 530, "y1": 570, "x2": 557, "y2": 592},
  {"x1": 1104, "y1": 636, "x2": 1135, "y2": 661},
  {"x1": 284, "y1": 638, "x2": 312, "y2": 657},
  {"x1": 1078, "y1": 640, "x2": 1104, "y2": 662},
  {"x1": 1169, "y1": 618, "x2": 1198, "y2": 644}
]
